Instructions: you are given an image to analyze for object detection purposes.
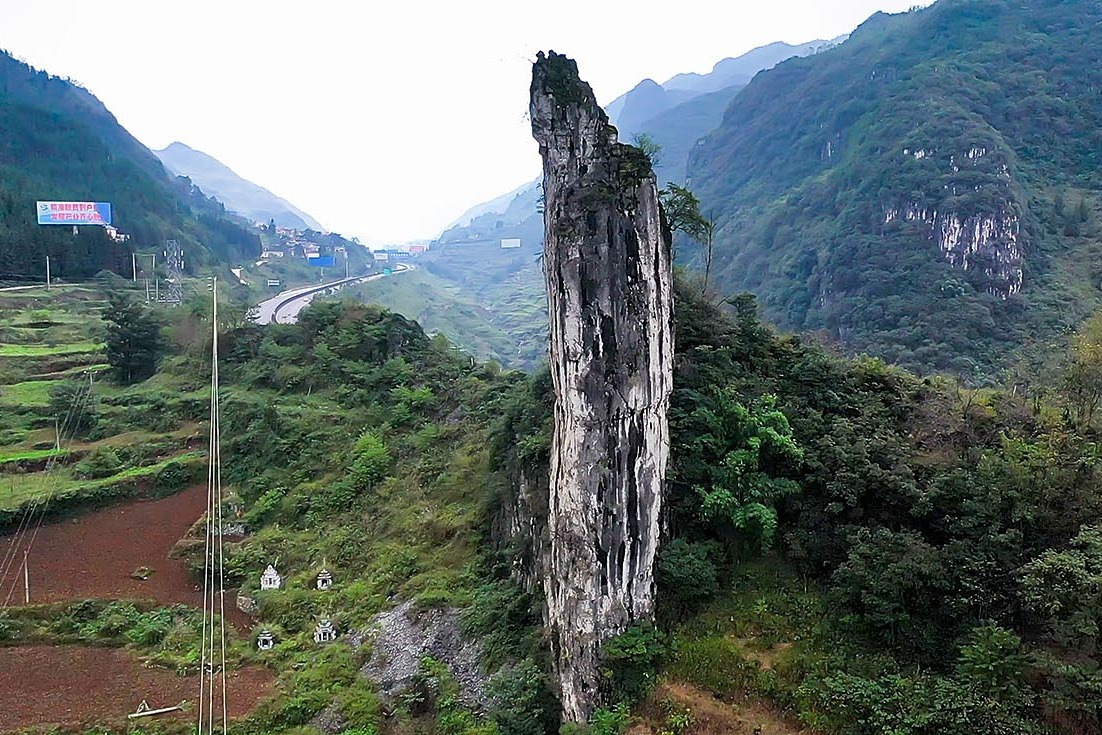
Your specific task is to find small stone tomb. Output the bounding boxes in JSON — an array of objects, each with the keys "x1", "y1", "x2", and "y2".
[
  {"x1": 259, "y1": 564, "x2": 282, "y2": 590},
  {"x1": 257, "y1": 629, "x2": 275, "y2": 651},
  {"x1": 316, "y1": 569, "x2": 333, "y2": 590},
  {"x1": 314, "y1": 617, "x2": 338, "y2": 644}
]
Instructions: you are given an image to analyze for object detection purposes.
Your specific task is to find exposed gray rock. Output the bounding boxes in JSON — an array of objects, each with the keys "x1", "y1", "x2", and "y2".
[
  {"x1": 362, "y1": 599, "x2": 488, "y2": 710},
  {"x1": 236, "y1": 593, "x2": 259, "y2": 617},
  {"x1": 309, "y1": 703, "x2": 348, "y2": 735},
  {"x1": 530, "y1": 51, "x2": 674, "y2": 723}
]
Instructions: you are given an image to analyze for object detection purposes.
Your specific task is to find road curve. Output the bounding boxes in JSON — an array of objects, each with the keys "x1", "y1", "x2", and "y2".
[{"x1": 253, "y1": 263, "x2": 411, "y2": 325}]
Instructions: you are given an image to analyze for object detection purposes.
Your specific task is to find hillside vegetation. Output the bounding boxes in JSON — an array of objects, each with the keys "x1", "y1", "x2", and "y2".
[
  {"x1": 495, "y1": 274, "x2": 1102, "y2": 734},
  {"x1": 689, "y1": 0, "x2": 1102, "y2": 379},
  {"x1": 2, "y1": 269, "x2": 1101, "y2": 734},
  {"x1": 0, "y1": 49, "x2": 260, "y2": 283}
]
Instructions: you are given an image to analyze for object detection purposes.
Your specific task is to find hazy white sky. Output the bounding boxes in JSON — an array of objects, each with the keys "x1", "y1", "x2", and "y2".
[{"x1": 1, "y1": 1, "x2": 923, "y2": 244}]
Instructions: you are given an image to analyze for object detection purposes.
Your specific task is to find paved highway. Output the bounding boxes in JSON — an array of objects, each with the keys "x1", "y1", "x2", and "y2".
[{"x1": 253, "y1": 262, "x2": 410, "y2": 325}]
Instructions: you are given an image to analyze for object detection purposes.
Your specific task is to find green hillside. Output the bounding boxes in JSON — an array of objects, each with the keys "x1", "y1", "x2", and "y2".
[
  {"x1": 2, "y1": 275, "x2": 1101, "y2": 734},
  {"x1": 0, "y1": 49, "x2": 260, "y2": 282},
  {"x1": 689, "y1": 0, "x2": 1102, "y2": 379}
]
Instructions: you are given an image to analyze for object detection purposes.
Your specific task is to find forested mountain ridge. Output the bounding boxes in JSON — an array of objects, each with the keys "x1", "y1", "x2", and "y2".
[
  {"x1": 688, "y1": 0, "x2": 1102, "y2": 379},
  {"x1": 155, "y1": 142, "x2": 324, "y2": 231},
  {"x1": 0, "y1": 49, "x2": 260, "y2": 281}
]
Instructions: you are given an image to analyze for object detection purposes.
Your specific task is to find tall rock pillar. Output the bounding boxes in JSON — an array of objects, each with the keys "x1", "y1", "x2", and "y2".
[{"x1": 530, "y1": 52, "x2": 674, "y2": 723}]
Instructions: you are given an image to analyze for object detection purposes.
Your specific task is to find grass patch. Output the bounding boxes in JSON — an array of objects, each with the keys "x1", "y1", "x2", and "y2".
[
  {"x1": 0, "y1": 450, "x2": 204, "y2": 513},
  {"x1": 0, "y1": 342, "x2": 103, "y2": 357},
  {"x1": 0, "y1": 447, "x2": 67, "y2": 464},
  {"x1": 0, "y1": 380, "x2": 56, "y2": 407}
]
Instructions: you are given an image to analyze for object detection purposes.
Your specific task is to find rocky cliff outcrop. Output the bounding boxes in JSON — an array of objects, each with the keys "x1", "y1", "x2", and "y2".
[
  {"x1": 882, "y1": 145, "x2": 1024, "y2": 298},
  {"x1": 530, "y1": 51, "x2": 674, "y2": 723}
]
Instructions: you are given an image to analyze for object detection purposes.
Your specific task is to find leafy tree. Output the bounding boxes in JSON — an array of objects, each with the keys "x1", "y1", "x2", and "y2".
[
  {"x1": 349, "y1": 431, "x2": 391, "y2": 492},
  {"x1": 655, "y1": 538, "x2": 719, "y2": 620},
  {"x1": 659, "y1": 184, "x2": 715, "y2": 290},
  {"x1": 1019, "y1": 525, "x2": 1102, "y2": 652},
  {"x1": 830, "y1": 528, "x2": 949, "y2": 649},
  {"x1": 103, "y1": 292, "x2": 164, "y2": 384},
  {"x1": 487, "y1": 658, "x2": 557, "y2": 735},
  {"x1": 1063, "y1": 312, "x2": 1102, "y2": 427},
  {"x1": 687, "y1": 391, "x2": 801, "y2": 554},
  {"x1": 600, "y1": 624, "x2": 665, "y2": 705},
  {"x1": 956, "y1": 625, "x2": 1033, "y2": 709},
  {"x1": 631, "y1": 133, "x2": 663, "y2": 169}
]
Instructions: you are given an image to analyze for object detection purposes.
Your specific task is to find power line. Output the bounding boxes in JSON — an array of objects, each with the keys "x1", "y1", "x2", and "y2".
[{"x1": 198, "y1": 278, "x2": 227, "y2": 735}]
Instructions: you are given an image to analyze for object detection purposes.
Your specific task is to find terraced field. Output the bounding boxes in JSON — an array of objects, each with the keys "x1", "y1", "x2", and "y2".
[
  {"x1": 0, "y1": 285, "x2": 276, "y2": 733},
  {"x1": 0, "y1": 286, "x2": 207, "y2": 523}
]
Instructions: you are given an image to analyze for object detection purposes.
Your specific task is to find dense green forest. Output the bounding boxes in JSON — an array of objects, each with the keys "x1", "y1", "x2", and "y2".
[
  {"x1": 0, "y1": 49, "x2": 261, "y2": 282},
  {"x1": 689, "y1": 0, "x2": 1102, "y2": 380},
  {"x1": 495, "y1": 273, "x2": 1102, "y2": 734}
]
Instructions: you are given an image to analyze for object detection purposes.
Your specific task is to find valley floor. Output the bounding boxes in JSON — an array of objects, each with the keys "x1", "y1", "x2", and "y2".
[{"x1": 0, "y1": 644, "x2": 273, "y2": 730}]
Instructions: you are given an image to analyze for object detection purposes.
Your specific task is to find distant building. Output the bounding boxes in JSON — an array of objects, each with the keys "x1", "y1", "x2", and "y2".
[
  {"x1": 260, "y1": 564, "x2": 282, "y2": 590},
  {"x1": 500, "y1": 238, "x2": 521, "y2": 249},
  {"x1": 373, "y1": 251, "x2": 390, "y2": 261},
  {"x1": 104, "y1": 225, "x2": 130, "y2": 243},
  {"x1": 409, "y1": 244, "x2": 426, "y2": 255}
]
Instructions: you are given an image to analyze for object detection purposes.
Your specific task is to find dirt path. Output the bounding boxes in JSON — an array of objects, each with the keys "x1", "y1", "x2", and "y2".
[
  {"x1": 1, "y1": 484, "x2": 250, "y2": 628},
  {"x1": 0, "y1": 644, "x2": 273, "y2": 731},
  {"x1": 631, "y1": 682, "x2": 810, "y2": 735}
]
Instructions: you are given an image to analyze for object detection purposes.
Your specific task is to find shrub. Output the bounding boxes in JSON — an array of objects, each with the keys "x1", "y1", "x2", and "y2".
[
  {"x1": 488, "y1": 658, "x2": 557, "y2": 735},
  {"x1": 349, "y1": 431, "x2": 391, "y2": 492},
  {"x1": 601, "y1": 624, "x2": 665, "y2": 705},
  {"x1": 72, "y1": 447, "x2": 124, "y2": 479},
  {"x1": 656, "y1": 538, "x2": 719, "y2": 620},
  {"x1": 154, "y1": 460, "x2": 191, "y2": 491}
]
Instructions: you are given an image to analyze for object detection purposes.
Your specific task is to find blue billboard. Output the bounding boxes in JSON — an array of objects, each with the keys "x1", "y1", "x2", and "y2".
[
  {"x1": 307, "y1": 255, "x2": 335, "y2": 267},
  {"x1": 37, "y1": 201, "x2": 112, "y2": 226}
]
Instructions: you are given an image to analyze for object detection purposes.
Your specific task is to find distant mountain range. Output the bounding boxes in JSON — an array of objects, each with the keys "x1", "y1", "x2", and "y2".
[
  {"x1": 606, "y1": 38, "x2": 844, "y2": 148},
  {"x1": 445, "y1": 37, "x2": 841, "y2": 239},
  {"x1": 155, "y1": 142, "x2": 324, "y2": 232},
  {"x1": 357, "y1": 39, "x2": 844, "y2": 367}
]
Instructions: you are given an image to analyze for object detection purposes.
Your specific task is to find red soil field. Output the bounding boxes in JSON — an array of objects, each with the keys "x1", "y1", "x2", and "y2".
[
  {"x1": 1, "y1": 484, "x2": 251, "y2": 628},
  {"x1": 0, "y1": 644, "x2": 274, "y2": 730}
]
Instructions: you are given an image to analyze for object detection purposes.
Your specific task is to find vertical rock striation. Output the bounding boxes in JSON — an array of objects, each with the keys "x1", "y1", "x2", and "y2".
[{"x1": 530, "y1": 52, "x2": 674, "y2": 723}]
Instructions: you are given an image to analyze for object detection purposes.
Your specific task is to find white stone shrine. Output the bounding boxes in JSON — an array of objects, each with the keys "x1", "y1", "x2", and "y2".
[
  {"x1": 316, "y1": 569, "x2": 333, "y2": 590},
  {"x1": 257, "y1": 629, "x2": 275, "y2": 651},
  {"x1": 260, "y1": 564, "x2": 282, "y2": 590},
  {"x1": 313, "y1": 617, "x2": 338, "y2": 644}
]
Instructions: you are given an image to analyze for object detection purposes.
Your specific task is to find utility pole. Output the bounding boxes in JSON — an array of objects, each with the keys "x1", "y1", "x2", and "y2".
[
  {"x1": 164, "y1": 241, "x2": 183, "y2": 306},
  {"x1": 54, "y1": 417, "x2": 59, "y2": 452},
  {"x1": 132, "y1": 252, "x2": 138, "y2": 282},
  {"x1": 23, "y1": 549, "x2": 29, "y2": 604},
  {"x1": 45, "y1": 255, "x2": 50, "y2": 291}
]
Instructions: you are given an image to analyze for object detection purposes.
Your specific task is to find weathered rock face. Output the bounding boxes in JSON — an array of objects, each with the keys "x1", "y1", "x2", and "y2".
[
  {"x1": 530, "y1": 51, "x2": 674, "y2": 723},
  {"x1": 882, "y1": 145, "x2": 1024, "y2": 298},
  {"x1": 361, "y1": 599, "x2": 488, "y2": 711}
]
